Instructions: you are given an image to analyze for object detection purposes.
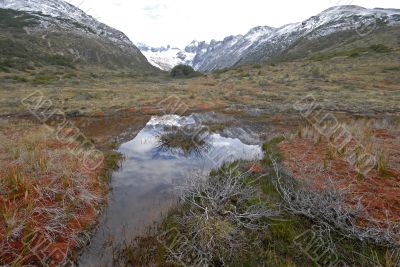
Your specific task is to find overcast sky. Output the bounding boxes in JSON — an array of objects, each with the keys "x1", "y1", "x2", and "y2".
[{"x1": 65, "y1": 0, "x2": 400, "y2": 48}]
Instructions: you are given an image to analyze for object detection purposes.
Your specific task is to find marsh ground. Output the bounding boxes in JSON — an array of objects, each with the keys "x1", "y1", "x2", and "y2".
[
  {"x1": 0, "y1": 47, "x2": 399, "y2": 265},
  {"x1": 0, "y1": 47, "x2": 399, "y2": 116}
]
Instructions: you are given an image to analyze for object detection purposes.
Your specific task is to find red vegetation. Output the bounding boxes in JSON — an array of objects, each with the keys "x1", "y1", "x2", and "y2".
[
  {"x1": 278, "y1": 127, "x2": 400, "y2": 223},
  {"x1": 0, "y1": 126, "x2": 106, "y2": 265}
]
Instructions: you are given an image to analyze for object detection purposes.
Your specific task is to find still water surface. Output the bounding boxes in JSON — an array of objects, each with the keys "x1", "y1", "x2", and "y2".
[{"x1": 79, "y1": 115, "x2": 262, "y2": 266}]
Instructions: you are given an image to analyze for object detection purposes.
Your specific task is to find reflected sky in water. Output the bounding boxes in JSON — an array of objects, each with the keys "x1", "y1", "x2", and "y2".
[{"x1": 79, "y1": 115, "x2": 262, "y2": 266}]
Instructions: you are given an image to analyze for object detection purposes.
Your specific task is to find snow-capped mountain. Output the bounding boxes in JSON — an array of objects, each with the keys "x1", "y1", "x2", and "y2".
[
  {"x1": 0, "y1": 0, "x2": 155, "y2": 71},
  {"x1": 0, "y1": 0, "x2": 131, "y2": 46},
  {"x1": 137, "y1": 27, "x2": 275, "y2": 71},
  {"x1": 136, "y1": 43, "x2": 195, "y2": 71},
  {"x1": 139, "y1": 6, "x2": 400, "y2": 72},
  {"x1": 189, "y1": 26, "x2": 276, "y2": 71},
  {"x1": 236, "y1": 5, "x2": 400, "y2": 66}
]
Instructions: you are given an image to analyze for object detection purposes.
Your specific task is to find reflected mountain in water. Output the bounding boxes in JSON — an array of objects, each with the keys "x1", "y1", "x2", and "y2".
[{"x1": 79, "y1": 114, "x2": 262, "y2": 266}]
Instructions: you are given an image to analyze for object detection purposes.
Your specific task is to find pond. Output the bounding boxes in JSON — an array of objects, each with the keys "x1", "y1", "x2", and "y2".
[{"x1": 78, "y1": 115, "x2": 262, "y2": 266}]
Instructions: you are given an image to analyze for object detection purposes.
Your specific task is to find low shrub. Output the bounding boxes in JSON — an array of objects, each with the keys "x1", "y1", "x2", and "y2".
[{"x1": 170, "y1": 64, "x2": 199, "y2": 78}]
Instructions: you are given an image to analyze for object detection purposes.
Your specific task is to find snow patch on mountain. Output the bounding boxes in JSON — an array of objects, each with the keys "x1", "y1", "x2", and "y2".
[
  {"x1": 0, "y1": 0, "x2": 155, "y2": 71},
  {"x1": 0, "y1": 0, "x2": 134, "y2": 47},
  {"x1": 136, "y1": 43, "x2": 195, "y2": 71},
  {"x1": 138, "y1": 5, "x2": 400, "y2": 72}
]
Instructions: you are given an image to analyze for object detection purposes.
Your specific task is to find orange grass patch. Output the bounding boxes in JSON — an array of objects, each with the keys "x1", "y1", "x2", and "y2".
[
  {"x1": 278, "y1": 126, "x2": 400, "y2": 224},
  {"x1": 0, "y1": 125, "x2": 106, "y2": 265}
]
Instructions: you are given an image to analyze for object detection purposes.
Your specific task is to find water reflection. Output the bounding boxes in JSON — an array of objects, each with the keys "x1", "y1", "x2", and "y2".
[{"x1": 78, "y1": 115, "x2": 262, "y2": 266}]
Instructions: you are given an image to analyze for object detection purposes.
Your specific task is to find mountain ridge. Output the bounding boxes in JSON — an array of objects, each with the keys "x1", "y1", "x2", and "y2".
[
  {"x1": 139, "y1": 5, "x2": 400, "y2": 71},
  {"x1": 0, "y1": 0, "x2": 157, "y2": 72}
]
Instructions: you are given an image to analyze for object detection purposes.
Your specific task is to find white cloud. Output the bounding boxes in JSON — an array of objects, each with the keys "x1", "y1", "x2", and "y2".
[{"x1": 65, "y1": 0, "x2": 400, "y2": 47}]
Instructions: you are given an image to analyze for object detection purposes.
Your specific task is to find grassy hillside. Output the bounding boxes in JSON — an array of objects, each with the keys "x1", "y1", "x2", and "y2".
[
  {"x1": 0, "y1": 8, "x2": 159, "y2": 74},
  {"x1": 264, "y1": 26, "x2": 400, "y2": 64}
]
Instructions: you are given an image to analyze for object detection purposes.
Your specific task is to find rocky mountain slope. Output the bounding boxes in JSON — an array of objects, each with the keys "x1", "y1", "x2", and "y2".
[
  {"x1": 0, "y1": 0, "x2": 157, "y2": 72},
  {"x1": 140, "y1": 5, "x2": 400, "y2": 71}
]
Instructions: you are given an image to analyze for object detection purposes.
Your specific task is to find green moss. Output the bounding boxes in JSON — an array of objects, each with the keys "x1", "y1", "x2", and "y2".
[
  {"x1": 260, "y1": 178, "x2": 280, "y2": 202},
  {"x1": 269, "y1": 219, "x2": 297, "y2": 241},
  {"x1": 262, "y1": 136, "x2": 285, "y2": 166}
]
